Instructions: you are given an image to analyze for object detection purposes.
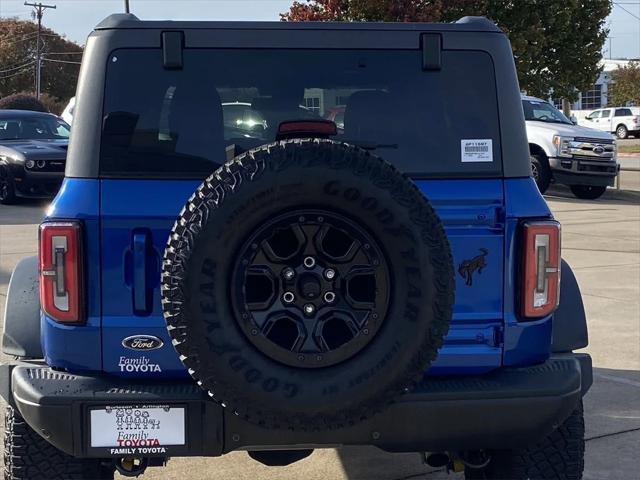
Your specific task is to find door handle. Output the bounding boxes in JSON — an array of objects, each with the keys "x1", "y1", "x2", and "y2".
[{"x1": 132, "y1": 232, "x2": 150, "y2": 314}]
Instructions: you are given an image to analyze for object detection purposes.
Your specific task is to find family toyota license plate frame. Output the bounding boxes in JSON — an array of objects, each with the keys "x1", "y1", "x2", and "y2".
[{"x1": 88, "y1": 404, "x2": 187, "y2": 457}]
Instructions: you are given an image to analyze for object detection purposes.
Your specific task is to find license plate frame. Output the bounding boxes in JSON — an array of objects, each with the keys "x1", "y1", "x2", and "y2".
[{"x1": 88, "y1": 404, "x2": 186, "y2": 456}]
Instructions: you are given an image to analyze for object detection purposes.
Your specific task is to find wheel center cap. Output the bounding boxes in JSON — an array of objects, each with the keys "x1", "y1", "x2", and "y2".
[{"x1": 298, "y1": 273, "x2": 321, "y2": 299}]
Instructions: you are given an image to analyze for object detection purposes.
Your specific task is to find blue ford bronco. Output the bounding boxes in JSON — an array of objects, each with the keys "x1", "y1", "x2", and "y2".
[{"x1": 0, "y1": 14, "x2": 592, "y2": 480}]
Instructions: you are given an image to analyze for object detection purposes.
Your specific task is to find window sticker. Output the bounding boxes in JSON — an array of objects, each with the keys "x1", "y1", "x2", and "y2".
[{"x1": 461, "y1": 139, "x2": 493, "y2": 163}]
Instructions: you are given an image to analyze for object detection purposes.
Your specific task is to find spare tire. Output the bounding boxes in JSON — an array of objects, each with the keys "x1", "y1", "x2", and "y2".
[{"x1": 161, "y1": 139, "x2": 454, "y2": 430}]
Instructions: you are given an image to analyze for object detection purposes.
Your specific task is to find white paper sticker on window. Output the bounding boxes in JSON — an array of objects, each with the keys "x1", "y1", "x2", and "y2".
[{"x1": 461, "y1": 139, "x2": 493, "y2": 163}]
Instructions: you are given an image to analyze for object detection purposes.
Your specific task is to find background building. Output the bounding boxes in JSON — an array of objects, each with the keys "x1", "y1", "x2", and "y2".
[{"x1": 552, "y1": 59, "x2": 637, "y2": 119}]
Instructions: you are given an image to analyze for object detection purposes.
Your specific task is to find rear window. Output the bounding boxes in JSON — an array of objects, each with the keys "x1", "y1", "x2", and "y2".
[
  {"x1": 101, "y1": 49, "x2": 502, "y2": 178},
  {"x1": 615, "y1": 108, "x2": 632, "y2": 117}
]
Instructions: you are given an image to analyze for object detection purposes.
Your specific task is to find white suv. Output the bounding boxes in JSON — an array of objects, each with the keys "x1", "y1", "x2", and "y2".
[{"x1": 580, "y1": 106, "x2": 640, "y2": 139}]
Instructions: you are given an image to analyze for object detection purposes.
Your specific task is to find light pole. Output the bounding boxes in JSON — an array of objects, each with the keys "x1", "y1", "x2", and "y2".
[
  {"x1": 24, "y1": 1, "x2": 56, "y2": 100},
  {"x1": 124, "y1": 0, "x2": 130, "y2": 13}
]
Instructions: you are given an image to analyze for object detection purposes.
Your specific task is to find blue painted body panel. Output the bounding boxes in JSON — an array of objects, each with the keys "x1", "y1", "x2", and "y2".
[
  {"x1": 501, "y1": 178, "x2": 554, "y2": 366},
  {"x1": 41, "y1": 176, "x2": 553, "y2": 377},
  {"x1": 417, "y1": 180, "x2": 504, "y2": 375},
  {"x1": 42, "y1": 179, "x2": 102, "y2": 371}
]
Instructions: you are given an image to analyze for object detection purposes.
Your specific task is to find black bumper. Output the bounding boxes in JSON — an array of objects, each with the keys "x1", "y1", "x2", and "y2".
[
  {"x1": 13, "y1": 170, "x2": 63, "y2": 198},
  {"x1": 549, "y1": 156, "x2": 618, "y2": 187},
  {"x1": 0, "y1": 354, "x2": 592, "y2": 458}
]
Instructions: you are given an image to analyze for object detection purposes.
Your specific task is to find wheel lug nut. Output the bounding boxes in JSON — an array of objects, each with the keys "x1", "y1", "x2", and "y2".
[
  {"x1": 283, "y1": 292, "x2": 295, "y2": 303},
  {"x1": 324, "y1": 291, "x2": 336, "y2": 303},
  {"x1": 324, "y1": 268, "x2": 336, "y2": 280},
  {"x1": 283, "y1": 268, "x2": 295, "y2": 280},
  {"x1": 304, "y1": 303, "x2": 315, "y2": 316},
  {"x1": 303, "y1": 256, "x2": 316, "y2": 269}
]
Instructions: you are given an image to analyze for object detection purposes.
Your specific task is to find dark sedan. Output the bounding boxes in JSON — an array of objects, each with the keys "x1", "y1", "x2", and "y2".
[{"x1": 0, "y1": 110, "x2": 69, "y2": 204}]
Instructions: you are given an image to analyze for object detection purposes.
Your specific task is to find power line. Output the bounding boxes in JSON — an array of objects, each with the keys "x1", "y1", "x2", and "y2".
[
  {"x1": 0, "y1": 34, "x2": 59, "y2": 51},
  {"x1": 42, "y1": 58, "x2": 80, "y2": 65},
  {"x1": 0, "y1": 61, "x2": 35, "y2": 74},
  {"x1": 0, "y1": 64, "x2": 34, "y2": 80},
  {"x1": 45, "y1": 51, "x2": 83, "y2": 55},
  {"x1": 613, "y1": 1, "x2": 640, "y2": 20},
  {"x1": 0, "y1": 31, "x2": 38, "y2": 47},
  {"x1": 0, "y1": 57, "x2": 36, "y2": 70},
  {"x1": 23, "y1": 1, "x2": 56, "y2": 99}
]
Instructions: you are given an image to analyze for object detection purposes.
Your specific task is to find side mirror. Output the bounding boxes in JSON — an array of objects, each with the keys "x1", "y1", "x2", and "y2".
[{"x1": 570, "y1": 115, "x2": 578, "y2": 125}]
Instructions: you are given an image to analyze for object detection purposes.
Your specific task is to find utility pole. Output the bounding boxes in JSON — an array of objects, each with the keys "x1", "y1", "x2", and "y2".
[
  {"x1": 24, "y1": 1, "x2": 56, "y2": 99},
  {"x1": 124, "y1": 0, "x2": 130, "y2": 13}
]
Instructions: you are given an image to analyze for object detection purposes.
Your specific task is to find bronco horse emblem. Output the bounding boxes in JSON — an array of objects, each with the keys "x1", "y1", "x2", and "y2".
[{"x1": 458, "y1": 248, "x2": 489, "y2": 286}]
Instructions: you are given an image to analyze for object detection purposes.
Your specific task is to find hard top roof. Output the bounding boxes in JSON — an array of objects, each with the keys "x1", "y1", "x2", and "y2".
[{"x1": 95, "y1": 13, "x2": 502, "y2": 33}]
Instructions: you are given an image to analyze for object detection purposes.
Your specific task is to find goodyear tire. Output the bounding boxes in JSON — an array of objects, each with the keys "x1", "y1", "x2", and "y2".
[
  {"x1": 4, "y1": 406, "x2": 114, "y2": 480},
  {"x1": 465, "y1": 401, "x2": 585, "y2": 480},
  {"x1": 161, "y1": 139, "x2": 454, "y2": 430}
]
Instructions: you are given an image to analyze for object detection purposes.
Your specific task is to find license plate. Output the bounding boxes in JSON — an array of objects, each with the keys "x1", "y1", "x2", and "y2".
[{"x1": 90, "y1": 405, "x2": 185, "y2": 448}]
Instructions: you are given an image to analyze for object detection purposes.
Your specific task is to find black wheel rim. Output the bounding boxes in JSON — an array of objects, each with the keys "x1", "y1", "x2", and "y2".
[
  {"x1": 231, "y1": 209, "x2": 390, "y2": 368},
  {"x1": 0, "y1": 168, "x2": 9, "y2": 201}
]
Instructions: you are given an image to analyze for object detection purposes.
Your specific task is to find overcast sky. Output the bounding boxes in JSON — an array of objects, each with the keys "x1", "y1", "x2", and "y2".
[{"x1": 1, "y1": 0, "x2": 639, "y2": 59}]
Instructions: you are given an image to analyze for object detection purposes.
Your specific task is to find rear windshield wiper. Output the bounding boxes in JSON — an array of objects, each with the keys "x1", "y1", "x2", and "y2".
[{"x1": 341, "y1": 140, "x2": 399, "y2": 150}]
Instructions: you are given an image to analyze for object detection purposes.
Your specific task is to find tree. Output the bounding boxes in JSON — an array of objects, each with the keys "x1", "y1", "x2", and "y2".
[
  {"x1": 0, "y1": 18, "x2": 83, "y2": 105},
  {"x1": 0, "y1": 92, "x2": 47, "y2": 112},
  {"x1": 607, "y1": 62, "x2": 640, "y2": 107},
  {"x1": 282, "y1": 0, "x2": 611, "y2": 101}
]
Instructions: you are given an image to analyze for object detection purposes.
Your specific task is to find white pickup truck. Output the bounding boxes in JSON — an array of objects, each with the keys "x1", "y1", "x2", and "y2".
[
  {"x1": 579, "y1": 106, "x2": 640, "y2": 139},
  {"x1": 523, "y1": 95, "x2": 619, "y2": 199}
]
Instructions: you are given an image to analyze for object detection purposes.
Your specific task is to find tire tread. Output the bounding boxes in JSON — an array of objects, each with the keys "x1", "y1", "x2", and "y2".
[
  {"x1": 161, "y1": 139, "x2": 455, "y2": 430},
  {"x1": 4, "y1": 406, "x2": 114, "y2": 480},
  {"x1": 465, "y1": 401, "x2": 585, "y2": 480}
]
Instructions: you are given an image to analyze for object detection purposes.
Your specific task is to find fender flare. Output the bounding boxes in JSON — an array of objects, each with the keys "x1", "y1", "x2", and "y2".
[
  {"x1": 552, "y1": 260, "x2": 588, "y2": 352},
  {"x1": 2, "y1": 256, "x2": 43, "y2": 358}
]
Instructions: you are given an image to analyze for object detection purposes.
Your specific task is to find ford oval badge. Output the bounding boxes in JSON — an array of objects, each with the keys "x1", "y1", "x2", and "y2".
[{"x1": 122, "y1": 335, "x2": 164, "y2": 351}]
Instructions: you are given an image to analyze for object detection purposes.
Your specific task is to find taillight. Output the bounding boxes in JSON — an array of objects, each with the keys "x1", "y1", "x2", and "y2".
[
  {"x1": 276, "y1": 120, "x2": 338, "y2": 140},
  {"x1": 39, "y1": 222, "x2": 84, "y2": 323},
  {"x1": 521, "y1": 221, "x2": 561, "y2": 318}
]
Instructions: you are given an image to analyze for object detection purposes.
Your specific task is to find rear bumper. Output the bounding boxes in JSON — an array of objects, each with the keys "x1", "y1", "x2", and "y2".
[{"x1": 0, "y1": 354, "x2": 592, "y2": 458}]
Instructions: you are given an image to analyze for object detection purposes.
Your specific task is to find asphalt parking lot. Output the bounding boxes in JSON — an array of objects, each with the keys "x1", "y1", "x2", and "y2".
[{"x1": 0, "y1": 185, "x2": 638, "y2": 480}]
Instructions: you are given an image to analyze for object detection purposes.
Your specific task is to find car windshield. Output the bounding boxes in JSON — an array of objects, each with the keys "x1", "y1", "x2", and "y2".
[
  {"x1": 522, "y1": 99, "x2": 572, "y2": 125},
  {"x1": 0, "y1": 115, "x2": 70, "y2": 140},
  {"x1": 101, "y1": 48, "x2": 503, "y2": 178}
]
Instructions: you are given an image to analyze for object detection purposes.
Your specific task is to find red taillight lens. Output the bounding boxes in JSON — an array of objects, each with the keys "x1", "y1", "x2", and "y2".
[
  {"x1": 39, "y1": 222, "x2": 84, "y2": 323},
  {"x1": 521, "y1": 221, "x2": 561, "y2": 318},
  {"x1": 276, "y1": 119, "x2": 338, "y2": 140}
]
